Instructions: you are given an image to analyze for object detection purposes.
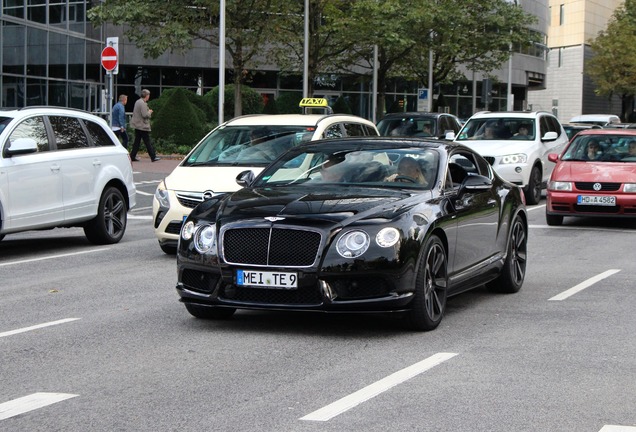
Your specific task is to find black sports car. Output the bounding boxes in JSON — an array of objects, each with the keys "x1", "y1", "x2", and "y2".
[{"x1": 176, "y1": 137, "x2": 528, "y2": 331}]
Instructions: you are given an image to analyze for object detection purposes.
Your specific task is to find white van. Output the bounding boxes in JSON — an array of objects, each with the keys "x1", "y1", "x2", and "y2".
[{"x1": 569, "y1": 114, "x2": 621, "y2": 126}]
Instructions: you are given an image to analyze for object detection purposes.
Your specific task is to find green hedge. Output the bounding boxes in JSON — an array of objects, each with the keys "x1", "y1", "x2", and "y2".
[{"x1": 151, "y1": 88, "x2": 207, "y2": 150}]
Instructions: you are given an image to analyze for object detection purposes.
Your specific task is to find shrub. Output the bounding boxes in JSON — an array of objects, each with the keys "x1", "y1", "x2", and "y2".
[
  {"x1": 151, "y1": 88, "x2": 207, "y2": 149},
  {"x1": 148, "y1": 88, "x2": 207, "y2": 125},
  {"x1": 275, "y1": 92, "x2": 302, "y2": 114},
  {"x1": 203, "y1": 84, "x2": 264, "y2": 122},
  {"x1": 332, "y1": 96, "x2": 353, "y2": 114}
]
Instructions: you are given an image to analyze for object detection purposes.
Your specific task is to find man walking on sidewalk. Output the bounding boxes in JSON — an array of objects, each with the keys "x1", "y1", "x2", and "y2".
[{"x1": 130, "y1": 89, "x2": 161, "y2": 162}]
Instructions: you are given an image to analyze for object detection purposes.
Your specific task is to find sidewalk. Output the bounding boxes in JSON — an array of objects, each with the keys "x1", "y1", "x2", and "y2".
[{"x1": 130, "y1": 154, "x2": 183, "y2": 174}]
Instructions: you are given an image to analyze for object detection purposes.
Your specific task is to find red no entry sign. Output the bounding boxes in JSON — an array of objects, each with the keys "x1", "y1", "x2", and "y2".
[{"x1": 101, "y1": 46, "x2": 118, "y2": 71}]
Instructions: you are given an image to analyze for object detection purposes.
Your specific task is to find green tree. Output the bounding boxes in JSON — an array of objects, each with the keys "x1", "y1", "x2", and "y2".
[
  {"x1": 152, "y1": 88, "x2": 207, "y2": 148},
  {"x1": 202, "y1": 84, "x2": 264, "y2": 121},
  {"x1": 88, "y1": 0, "x2": 286, "y2": 117},
  {"x1": 587, "y1": 0, "x2": 636, "y2": 121}
]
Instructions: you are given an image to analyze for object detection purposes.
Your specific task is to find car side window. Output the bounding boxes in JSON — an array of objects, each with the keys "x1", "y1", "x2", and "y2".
[
  {"x1": 49, "y1": 116, "x2": 89, "y2": 150},
  {"x1": 323, "y1": 124, "x2": 344, "y2": 139},
  {"x1": 6, "y1": 116, "x2": 50, "y2": 152},
  {"x1": 84, "y1": 119, "x2": 115, "y2": 146},
  {"x1": 363, "y1": 125, "x2": 379, "y2": 136},
  {"x1": 343, "y1": 123, "x2": 365, "y2": 137}
]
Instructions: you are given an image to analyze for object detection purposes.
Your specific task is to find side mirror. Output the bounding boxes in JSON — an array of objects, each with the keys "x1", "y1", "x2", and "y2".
[
  {"x1": 460, "y1": 174, "x2": 492, "y2": 194},
  {"x1": 548, "y1": 153, "x2": 559, "y2": 163},
  {"x1": 541, "y1": 131, "x2": 558, "y2": 142},
  {"x1": 445, "y1": 131, "x2": 456, "y2": 140},
  {"x1": 236, "y1": 170, "x2": 255, "y2": 188},
  {"x1": 5, "y1": 138, "x2": 38, "y2": 156}
]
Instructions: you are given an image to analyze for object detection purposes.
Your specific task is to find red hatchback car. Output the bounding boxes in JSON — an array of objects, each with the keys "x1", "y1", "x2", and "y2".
[{"x1": 546, "y1": 129, "x2": 636, "y2": 225}]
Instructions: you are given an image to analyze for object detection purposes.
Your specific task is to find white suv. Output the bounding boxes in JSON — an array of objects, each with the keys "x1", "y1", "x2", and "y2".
[
  {"x1": 153, "y1": 98, "x2": 379, "y2": 254},
  {"x1": 452, "y1": 111, "x2": 568, "y2": 204},
  {"x1": 0, "y1": 107, "x2": 136, "y2": 244}
]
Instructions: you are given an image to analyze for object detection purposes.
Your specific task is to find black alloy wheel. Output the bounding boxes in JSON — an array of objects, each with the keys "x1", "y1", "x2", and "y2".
[
  {"x1": 84, "y1": 186, "x2": 127, "y2": 244},
  {"x1": 405, "y1": 235, "x2": 448, "y2": 331},
  {"x1": 487, "y1": 215, "x2": 527, "y2": 293}
]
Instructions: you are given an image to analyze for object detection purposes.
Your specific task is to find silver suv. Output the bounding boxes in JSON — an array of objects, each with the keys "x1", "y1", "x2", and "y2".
[
  {"x1": 0, "y1": 107, "x2": 137, "y2": 244},
  {"x1": 452, "y1": 111, "x2": 568, "y2": 204}
]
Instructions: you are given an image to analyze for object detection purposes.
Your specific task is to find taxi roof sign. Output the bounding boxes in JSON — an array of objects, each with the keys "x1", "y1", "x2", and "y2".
[{"x1": 299, "y1": 98, "x2": 333, "y2": 114}]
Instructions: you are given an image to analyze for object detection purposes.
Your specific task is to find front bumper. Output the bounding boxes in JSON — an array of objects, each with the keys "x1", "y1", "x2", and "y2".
[
  {"x1": 547, "y1": 191, "x2": 636, "y2": 217},
  {"x1": 153, "y1": 190, "x2": 203, "y2": 245}
]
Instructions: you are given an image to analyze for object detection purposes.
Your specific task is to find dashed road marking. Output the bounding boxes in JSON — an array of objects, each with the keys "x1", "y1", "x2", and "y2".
[
  {"x1": 0, "y1": 248, "x2": 109, "y2": 267},
  {"x1": 0, "y1": 393, "x2": 78, "y2": 420},
  {"x1": 549, "y1": 269, "x2": 621, "y2": 301},
  {"x1": 300, "y1": 352, "x2": 458, "y2": 422},
  {"x1": 599, "y1": 426, "x2": 636, "y2": 431},
  {"x1": 0, "y1": 318, "x2": 80, "y2": 339}
]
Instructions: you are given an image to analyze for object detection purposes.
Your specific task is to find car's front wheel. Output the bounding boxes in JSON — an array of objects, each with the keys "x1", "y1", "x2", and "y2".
[
  {"x1": 185, "y1": 303, "x2": 236, "y2": 320},
  {"x1": 84, "y1": 186, "x2": 127, "y2": 244},
  {"x1": 524, "y1": 165, "x2": 542, "y2": 205},
  {"x1": 404, "y1": 234, "x2": 448, "y2": 331},
  {"x1": 487, "y1": 215, "x2": 527, "y2": 293}
]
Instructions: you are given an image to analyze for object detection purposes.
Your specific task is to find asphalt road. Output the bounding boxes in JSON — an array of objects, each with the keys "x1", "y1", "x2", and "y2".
[{"x1": 1, "y1": 162, "x2": 635, "y2": 432}]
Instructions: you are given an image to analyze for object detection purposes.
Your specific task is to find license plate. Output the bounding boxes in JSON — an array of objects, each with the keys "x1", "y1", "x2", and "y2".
[
  {"x1": 577, "y1": 195, "x2": 616, "y2": 206},
  {"x1": 236, "y1": 270, "x2": 298, "y2": 289}
]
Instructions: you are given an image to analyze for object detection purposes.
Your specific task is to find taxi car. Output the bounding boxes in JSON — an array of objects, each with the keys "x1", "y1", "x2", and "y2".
[
  {"x1": 175, "y1": 137, "x2": 528, "y2": 331},
  {"x1": 0, "y1": 107, "x2": 136, "y2": 244},
  {"x1": 546, "y1": 129, "x2": 636, "y2": 225},
  {"x1": 452, "y1": 111, "x2": 568, "y2": 205},
  {"x1": 153, "y1": 98, "x2": 378, "y2": 254}
]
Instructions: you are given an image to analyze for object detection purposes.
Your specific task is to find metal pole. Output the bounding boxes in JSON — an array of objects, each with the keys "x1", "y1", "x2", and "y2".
[
  {"x1": 427, "y1": 47, "x2": 433, "y2": 112},
  {"x1": 218, "y1": 0, "x2": 226, "y2": 124},
  {"x1": 303, "y1": 0, "x2": 309, "y2": 98},
  {"x1": 507, "y1": 43, "x2": 513, "y2": 110},
  {"x1": 372, "y1": 45, "x2": 378, "y2": 122},
  {"x1": 107, "y1": 71, "x2": 113, "y2": 125}
]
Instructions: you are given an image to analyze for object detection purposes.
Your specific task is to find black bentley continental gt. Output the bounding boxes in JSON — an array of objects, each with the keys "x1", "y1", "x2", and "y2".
[{"x1": 176, "y1": 137, "x2": 528, "y2": 331}]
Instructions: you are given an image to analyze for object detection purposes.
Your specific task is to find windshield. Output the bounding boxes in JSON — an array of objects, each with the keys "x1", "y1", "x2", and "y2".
[
  {"x1": 562, "y1": 134, "x2": 636, "y2": 162},
  {"x1": 457, "y1": 118, "x2": 535, "y2": 141},
  {"x1": 182, "y1": 125, "x2": 315, "y2": 166},
  {"x1": 377, "y1": 117, "x2": 436, "y2": 137},
  {"x1": 255, "y1": 146, "x2": 440, "y2": 189}
]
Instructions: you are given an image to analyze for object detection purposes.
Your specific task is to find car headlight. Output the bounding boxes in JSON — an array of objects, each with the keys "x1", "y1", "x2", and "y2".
[
  {"x1": 194, "y1": 225, "x2": 216, "y2": 253},
  {"x1": 336, "y1": 230, "x2": 370, "y2": 258},
  {"x1": 154, "y1": 181, "x2": 170, "y2": 208},
  {"x1": 376, "y1": 227, "x2": 400, "y2": 247},
  {"x1": 181, "y1": 220, "x2": 195, "y2": 240},
  {"x1": 500, "y1": 154, "x2": 528, "y2": 164},
  {"x1": 624, "y1": 183, "x2": 636, "y2": 193},
  {"x1": 548, "y1": 181, "x2": 572, "y2": 191}
]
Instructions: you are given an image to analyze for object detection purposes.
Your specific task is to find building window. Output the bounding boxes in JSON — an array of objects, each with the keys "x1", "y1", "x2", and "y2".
[{"x1": 559, "y1": 4, "x2": 565, "y2": 26}]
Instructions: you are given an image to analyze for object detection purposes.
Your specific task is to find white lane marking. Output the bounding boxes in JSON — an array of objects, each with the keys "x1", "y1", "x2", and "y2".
[
  {"x1": 0, "y1": 393, "x2": 78, "y2": 420},
  {"x1": 130, "y1": 206, "x2": 152, "y2": 212},
  {"x1": 529, "y1": 224, "x2": 636, "y2": 233},
  {"x1": 0, "y1": 248, "x2": 109, "y2": 267},
  {"x1": 599, "y1": 426, "x2": 636, "y2": 432},
  {"x1": 135, "y1": 180, "x2": 161, "y2": 185},
  {"x1": 135, "y1": 190, "x2": 153, "y2": 196},
  {"x1": 0, "y1": 318, "x2": 80, "y2": 339},
  {"x1": 526, "y1": 204, "x2": 546, "y2": 212},
  {"x1": 549, "y1": 269, "x2": 621, "y2": 301},
  {"x1": 300, "y1": 352, "x2": 458, "y2": 422},
  {"x1": 128, "y1": 215, "x2": 153, "y2": 220}
]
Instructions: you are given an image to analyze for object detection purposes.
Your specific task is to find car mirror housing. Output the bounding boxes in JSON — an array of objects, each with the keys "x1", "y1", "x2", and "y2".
[
  {"x1": 541, "y1": 131, "x2": 558, "y2": 142},
  {"x1": 460, "y1": 174, "x2": 492, "y2": 193},
  {"x1": 445, "y1": 131, "x2": 456, "y2": 140},
  {"x1": 548, "y1": 153, "x2": 559, "y2": 163},
  {"x1": 5, "y1": 137, "x2": 38, "y2": 157},
  {"x1": 236, "y1": 170, "x2": 255, "y2": 188}
]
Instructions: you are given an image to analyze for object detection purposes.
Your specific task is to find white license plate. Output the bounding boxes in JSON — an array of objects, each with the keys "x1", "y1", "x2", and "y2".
[
  {"x1": 577, "y1": 195, "x2": 616, "y2": 206},
  {"x1": 236, "y1": 270, "x2": 298, "y2": 289}
]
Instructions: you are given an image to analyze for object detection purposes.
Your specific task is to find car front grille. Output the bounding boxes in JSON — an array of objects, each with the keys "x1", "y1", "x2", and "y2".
[
  {"x1": 575, "y1": 182, "x2": 621, "y2": 192},
  {"x1": 222, "y1": 227, "x2": 322, "y2": 267},
  {"x1": 176, "y1": 192, "x2": 204, "y2": 209},
  {"x1": 220, "y1": 284, "x2": 323, "y2": 305},
  {"x1": 166, "y1": 221, "x2": 183, "y2": 235},
  {"x1": 573, "y1": 204, "x2": 620, "y2": 214},
  {"x1": 181, "y1": 269, "x2": 220, "y2": 294},
  {"x1": 329, "y1": 277, "x2": 392, "y2": 300}
]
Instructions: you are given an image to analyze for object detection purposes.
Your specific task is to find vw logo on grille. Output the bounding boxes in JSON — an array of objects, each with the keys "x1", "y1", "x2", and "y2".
[
  {"x1": 265, "y1": 216, "x2": 285, "y2": 222},
  {"x1": 593, "y1": 183, "x2": 602, "y2": 191},
  {"x1": 203, "y1": 190, "x2": 215, "y2": 200}
]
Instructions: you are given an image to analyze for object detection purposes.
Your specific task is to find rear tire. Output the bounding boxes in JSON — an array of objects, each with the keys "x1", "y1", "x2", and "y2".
[
  {"x1": 524, "y1": 165, "x2": 542, "y2": 205},
  {"x1": 404, "y1": 235, "x2": 448, "y2": 331},
  {"x1": 84, "y1": 187, "x2": 127, "y2": 244},
  {"x1": 185, "y1": 303, "x2": 236, "y2": 320},
  {"x1": 487, "y1": 215, "x2": 527, "y2": 293},
  {"x1": 545, "y1": 213, "x2": 563, "y2": 226}
]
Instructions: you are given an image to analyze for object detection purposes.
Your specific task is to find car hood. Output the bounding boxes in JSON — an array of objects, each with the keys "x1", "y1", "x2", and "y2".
[
  {"x1": 553, "y1": 161, "x2": 636, "y2": 182},
  {"x1": 165, "y1": 165, "x2": 266, "y2": 193},
  {"x1": 198, "y1": 186, "x2": 431, "y2": 228},
  {"x1": 461, "y1": 140, "x2": 535, "y2": 156}
]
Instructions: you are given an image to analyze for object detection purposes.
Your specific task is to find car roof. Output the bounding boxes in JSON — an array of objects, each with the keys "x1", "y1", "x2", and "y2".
[
  {"x1": 224, "y1": 113, "x2": 376, "y2": 127},
  {"x1": 571, "y1": 128, "x2": 636, "y2": 137},
  {"x1": 379, "y1": 112, "x2": 455, "y2": 119},
  {"x1": 569, "y1": 114, "x2": 620, "y2": 122},
  {"x1": 467, "y1": 111, "x2": 550, "y2": 120},
  {"x1": 293, "y1": 135, "x2": 460, "y2": 153}
]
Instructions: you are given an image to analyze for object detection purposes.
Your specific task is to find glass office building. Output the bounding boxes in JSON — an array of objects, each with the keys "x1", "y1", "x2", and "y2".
[{"x1": 1, "y1": 0, "x2": 106, "y2": 110}]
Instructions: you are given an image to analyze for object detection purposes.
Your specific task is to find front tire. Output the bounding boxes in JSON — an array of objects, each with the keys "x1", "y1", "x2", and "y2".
[
  {"x1": 524, "y1": 165, "x2": 542, "y2": 205},
  {"x1": 185, "y1": 303, "x2": 236, "y2": 320},
  {"x1": 487, "y1": 215, "x2": 527, "y2": 293},
  {"x1": 404, "y1": 235, "x2": 448, "y2": 331},
  {"x1": 84, "y1": 186, "x2": 127, "y2": 244}
]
